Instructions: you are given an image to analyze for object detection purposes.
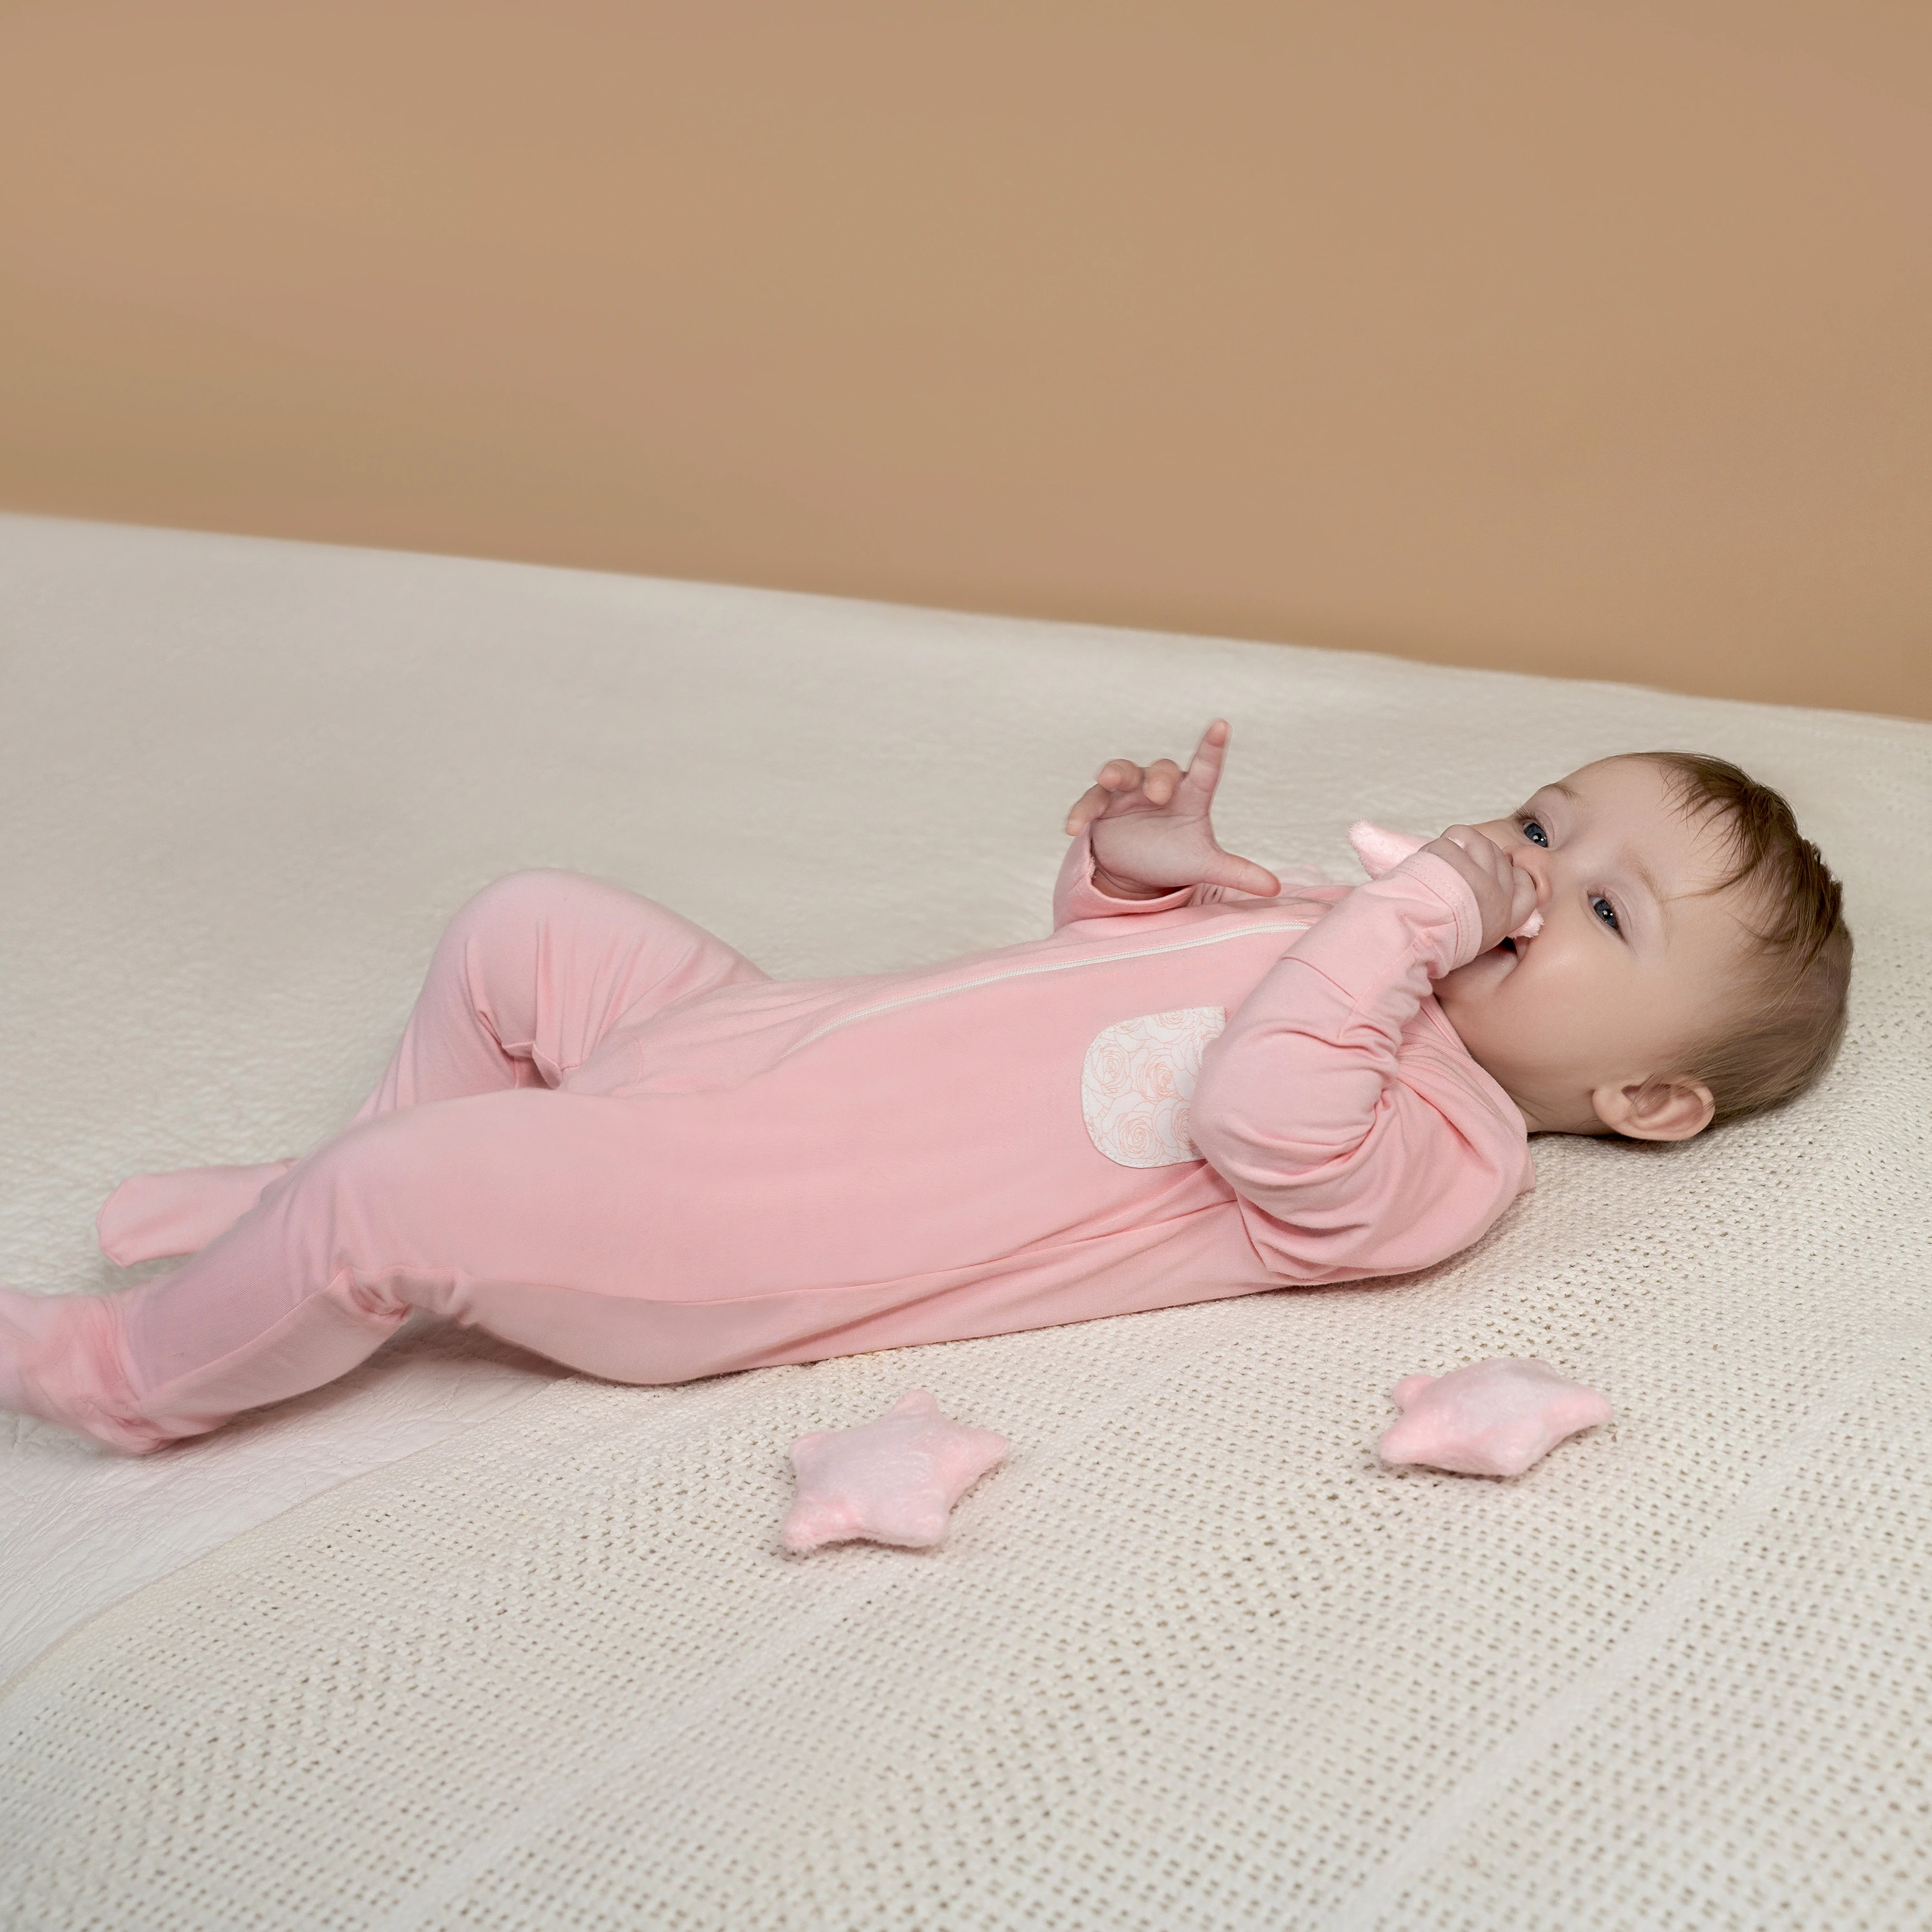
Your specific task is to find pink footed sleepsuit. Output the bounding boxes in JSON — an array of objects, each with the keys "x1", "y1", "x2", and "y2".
[{"x1": 1, "y1": 838, "x2": 1533, "y2": 1453}]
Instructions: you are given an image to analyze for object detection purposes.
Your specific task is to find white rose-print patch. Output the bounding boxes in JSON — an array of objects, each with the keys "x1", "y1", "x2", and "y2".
[{"x1": 1081, "y1": 1006, "x2": 1227, "y2": 1168}]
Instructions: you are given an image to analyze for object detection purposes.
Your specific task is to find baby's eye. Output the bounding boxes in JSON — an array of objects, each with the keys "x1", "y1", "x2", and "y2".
[
  {"x1": 1591, "y1": 895, "x2": 1620, "y2": 932},
  {"x1": 1518, "y1": 817, "x2": 1549, "y2": 848}
]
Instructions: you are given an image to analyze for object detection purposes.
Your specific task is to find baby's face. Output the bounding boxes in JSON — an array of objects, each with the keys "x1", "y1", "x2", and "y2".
[{"x1": 1434, "y1": 755, "x2": 1754, "y2": 1136}]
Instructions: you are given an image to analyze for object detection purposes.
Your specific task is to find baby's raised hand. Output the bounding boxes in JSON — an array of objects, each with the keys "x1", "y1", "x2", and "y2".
[
  {"x1": 1063, "y1": 720, "x2": 1281, "y2": 900},
  {"x1": 1424, "y1": 826, "x2": 1542, "y2": 952}
]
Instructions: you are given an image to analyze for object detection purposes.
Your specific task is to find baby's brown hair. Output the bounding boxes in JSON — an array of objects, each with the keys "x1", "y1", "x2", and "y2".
[{"x1": 1631, "y1": 752, "x2": 1852, "y2": 1125}]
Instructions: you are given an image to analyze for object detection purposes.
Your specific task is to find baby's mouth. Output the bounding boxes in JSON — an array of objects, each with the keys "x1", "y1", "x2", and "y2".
[{"x1": 1488, "y1": 933, "x2": 1529, "y2": 974}]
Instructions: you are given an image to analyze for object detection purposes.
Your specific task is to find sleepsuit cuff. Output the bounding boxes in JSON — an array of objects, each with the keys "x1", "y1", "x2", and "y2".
[{"x1": 1051, "y1": 831, "x2": 1199, "y2": 927}]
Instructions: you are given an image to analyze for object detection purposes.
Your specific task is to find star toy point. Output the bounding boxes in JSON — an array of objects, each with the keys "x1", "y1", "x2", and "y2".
[
  {"x1": 1378, "y1": 1357, "x2": 1611, "y2": 1478},
  {"x1": 781, "y1": 1390, "x2": 1009, "y2": 1552}
]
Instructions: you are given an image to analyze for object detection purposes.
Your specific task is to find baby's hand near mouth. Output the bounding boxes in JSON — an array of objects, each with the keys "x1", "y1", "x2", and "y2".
[
  {"x1": 1065, "y1": 719, "x2": 1282, "y2": 900},
  {"x1": 1426, "y1": 826, "x2": 1543, "y2": 953}
]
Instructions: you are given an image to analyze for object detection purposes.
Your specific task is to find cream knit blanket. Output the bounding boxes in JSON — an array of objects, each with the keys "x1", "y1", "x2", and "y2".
[{"x1": 2, "y1": 516, "x2": 1926, "y2": 1929}]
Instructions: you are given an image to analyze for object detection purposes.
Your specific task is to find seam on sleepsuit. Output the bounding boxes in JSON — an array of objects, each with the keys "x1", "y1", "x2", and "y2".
[{"x1": 781, "y1": 918, "x2": 1311, "y2": 1056}]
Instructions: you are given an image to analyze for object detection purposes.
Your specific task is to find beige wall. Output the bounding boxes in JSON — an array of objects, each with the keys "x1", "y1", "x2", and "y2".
[{"x1": 3, "y1": 1, "x2": 1927, "y2": 718}]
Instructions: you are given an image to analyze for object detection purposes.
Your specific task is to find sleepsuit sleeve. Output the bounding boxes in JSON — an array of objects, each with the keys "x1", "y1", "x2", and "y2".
[{"x1": 1187, "y1": 850, "x2": 1531, "y2": 1284}]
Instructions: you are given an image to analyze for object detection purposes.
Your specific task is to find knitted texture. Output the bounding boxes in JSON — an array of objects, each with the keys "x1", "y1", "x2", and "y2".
[{"x1": 1, "y1": 515, "x2": 1927, "y2": 1929}]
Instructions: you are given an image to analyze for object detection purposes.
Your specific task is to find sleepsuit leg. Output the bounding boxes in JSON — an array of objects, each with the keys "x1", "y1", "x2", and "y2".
[
  {"x1": 5, "y1": 870, "x2": 767, "y2": 1451},
  {"x1": 96, "y1": 869, "x2": 764, "y2": 1261}
]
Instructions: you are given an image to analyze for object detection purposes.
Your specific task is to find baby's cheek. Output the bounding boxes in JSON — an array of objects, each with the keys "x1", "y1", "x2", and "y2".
[{"x1": 1441, "y1": 960, "x2": 1542, "y2": 1063}]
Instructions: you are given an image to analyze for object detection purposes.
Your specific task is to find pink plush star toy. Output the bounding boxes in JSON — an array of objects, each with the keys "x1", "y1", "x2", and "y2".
[
  {"x1": 1378, "y1": 1358, "x2": 1613, "y2": 1478},
  {"x1": 781, "y1": 1390, "x2": 1009, "y2": 1552}
]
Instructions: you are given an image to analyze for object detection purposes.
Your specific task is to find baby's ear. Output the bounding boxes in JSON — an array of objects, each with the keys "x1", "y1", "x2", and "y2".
[{"x1": 1591, "y1": 1077, "x2": 1716, "y2": 1141}]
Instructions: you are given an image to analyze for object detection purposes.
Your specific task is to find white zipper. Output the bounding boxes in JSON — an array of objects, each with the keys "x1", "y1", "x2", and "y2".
[{"x1": 782, "y1": 918, "x2": 1310, "y2": 1056}]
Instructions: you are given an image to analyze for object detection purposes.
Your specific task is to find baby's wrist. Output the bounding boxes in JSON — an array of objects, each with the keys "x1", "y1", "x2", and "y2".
[{"x1": 1089, "y1": 858, "x2": 1182, "y2": 901}]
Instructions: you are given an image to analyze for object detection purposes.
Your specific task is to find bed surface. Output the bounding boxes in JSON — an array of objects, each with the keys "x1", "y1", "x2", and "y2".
[{"x1": 1, "y1": 513, "x2": 1927, "y2": 1929}]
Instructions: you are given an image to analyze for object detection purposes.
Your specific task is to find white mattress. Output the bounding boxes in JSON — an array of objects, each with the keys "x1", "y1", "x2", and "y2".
[{"x1": 1, "y1": 513, "x2": 1926, "y2": 1929}]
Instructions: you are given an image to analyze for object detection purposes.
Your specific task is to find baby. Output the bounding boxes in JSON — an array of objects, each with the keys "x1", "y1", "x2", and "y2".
[{"x1": 1, "y1": 723, "x2": 1850, "y2": 1454}]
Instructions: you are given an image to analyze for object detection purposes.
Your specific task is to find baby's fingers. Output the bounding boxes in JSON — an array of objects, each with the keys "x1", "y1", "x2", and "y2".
[
  {"x1": 1066, "y1": 774, "x2": 1150, "y2": 833},
  {"x1": 1177, "y1": 719, "x2": 1233, "y2": 802},
  {"x1": 1063, "y1": 746, "x2": 1194, "y2": 833},
  {"x1": 1064, "y1": 784, "x2": 1113, "y2": 835},
  {"x1": 1065, "y1": 761, "x2": 1140, "y2": 833},
  {"x1": 1508, "y1": 860, "x2": 1542, "y2": 931},
  {"x1": 1139, "y1": 758, "x2": 1184, "y2": 806},
  {"x1": 1097, "y1": 754, "x2": 1184, "y2": 804},
  {"x1": 1437, "y1": 824, "x2": 1504, "y2": 867}
]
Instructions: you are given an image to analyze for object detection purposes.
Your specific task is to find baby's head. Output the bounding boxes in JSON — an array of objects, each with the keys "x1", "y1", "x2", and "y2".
[{"x1": 1434, "y1": 752, "x2": 1850, "y2": 1138}]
